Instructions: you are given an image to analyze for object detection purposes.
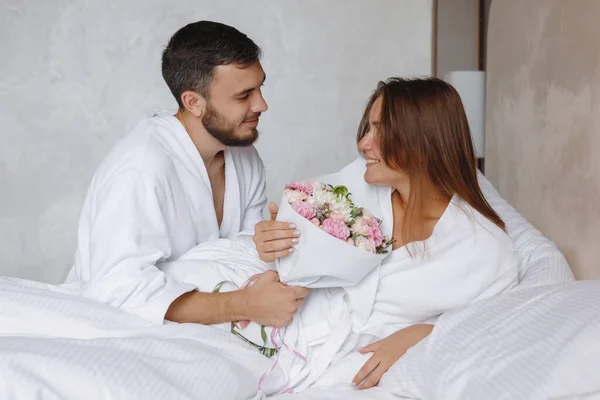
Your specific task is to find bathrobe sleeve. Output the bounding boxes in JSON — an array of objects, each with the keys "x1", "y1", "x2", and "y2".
[
  {"x1": 234, "y1": 147, "x2": 268, "y2": 248},
  {"x1": 79, "y1": 171, "x2": 196, "y2": 325}
]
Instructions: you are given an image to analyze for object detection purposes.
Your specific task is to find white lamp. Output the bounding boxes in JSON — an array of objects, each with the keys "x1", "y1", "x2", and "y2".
[{"x1": 443, "y1": 70, "x2": 486, "y2": 171}]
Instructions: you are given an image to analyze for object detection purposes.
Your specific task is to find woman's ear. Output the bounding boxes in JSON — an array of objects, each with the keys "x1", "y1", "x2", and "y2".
[{"x1": 180, "y1": 90, "x2": 206, "y2": 118}]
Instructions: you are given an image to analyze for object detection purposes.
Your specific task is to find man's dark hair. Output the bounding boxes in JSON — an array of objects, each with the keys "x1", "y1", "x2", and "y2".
[{"x1": 161, "y1": 21, "x2": 262, "y2": 108}]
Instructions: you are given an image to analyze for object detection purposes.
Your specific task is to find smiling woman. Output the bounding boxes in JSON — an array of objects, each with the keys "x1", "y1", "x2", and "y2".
[
  {"x1": 249, "y1": 77, "x2": 520, "y2": 393},
  {"x1": 357, "y1": 77, "x2": 504, "y2": 250},
  {"x1": 317, "y1": 77, "x2": 519, "y2": 390}
]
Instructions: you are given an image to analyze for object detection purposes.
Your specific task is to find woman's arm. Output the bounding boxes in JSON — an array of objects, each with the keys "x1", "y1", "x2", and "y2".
[{"x1": 353, "y1": 324, "x2": 434, "y2": 389}]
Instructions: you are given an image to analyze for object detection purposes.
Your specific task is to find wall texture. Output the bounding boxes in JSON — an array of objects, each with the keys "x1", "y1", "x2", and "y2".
[
  {"x1": 0, "y1": 0, "x2": 433, "y2": 282},
  {"x1": 486, "y1": 0, "x2": 600, "y2": 279},
  {"x1": 435, "y1": 0, "x2": 480, "y2": 77}
]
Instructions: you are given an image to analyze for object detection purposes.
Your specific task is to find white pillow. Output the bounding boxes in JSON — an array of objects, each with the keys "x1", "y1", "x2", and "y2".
[
  {"x1": 382, "y1": 280, "x2": 600, "y2": 399},
  {"x1": 477, "y1": 172, "x2": 574, "y2": 288}
]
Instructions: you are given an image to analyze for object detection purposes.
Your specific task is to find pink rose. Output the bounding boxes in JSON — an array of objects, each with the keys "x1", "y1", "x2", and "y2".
[
  {"x1": 292, "y1": 200, "x2": 317, "y2": 219},
  {"x1": 311, "y1": 218, "x2": 321, "y2": 226},
  {"x1": 369, "y1": 237, "x2": 378, "y2": 251},
  {"x1": 285, "y1": 180, "x2": 315, "y2": 195},
  {"x1": 367, "y1": 218, "x2": 384, "y2": 247},
  {"x1": 355, "y1": 236, "x2": 376, "y2": 254},
  {"x1": 321, "y1": 218, "x2": 350, "y2": 241}
]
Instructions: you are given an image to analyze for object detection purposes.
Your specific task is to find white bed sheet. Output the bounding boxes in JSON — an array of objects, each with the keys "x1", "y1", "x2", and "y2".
[
  {"x1": 4, "y1": 279, "x2": 596, "y2": 400},
  {"x1": 0, "y1": 277, "x2": 273, "y2": 400},
  {"x1": 0, "y1": 175, "x2": 580, "y2": 399},
  {"x1": 0, "y1": 277, "x2": 397, "y2": 400}
]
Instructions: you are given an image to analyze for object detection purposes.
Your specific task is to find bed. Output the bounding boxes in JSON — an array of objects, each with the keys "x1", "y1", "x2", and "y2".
[
  {"x1": 3, "y1": 0, "x2": 600, "y2": 398},
  {"x1": 2, "y1": 172, "x2": 595, "y2": 400}
]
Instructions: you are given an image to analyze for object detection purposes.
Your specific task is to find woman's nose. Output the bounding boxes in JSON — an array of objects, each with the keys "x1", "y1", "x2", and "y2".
[{"x1": 358, "y1": 131, "x2": 373, "y2": 152}]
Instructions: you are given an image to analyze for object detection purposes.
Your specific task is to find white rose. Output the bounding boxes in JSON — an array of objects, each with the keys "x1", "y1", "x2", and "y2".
[
  {"x1": 350, "y1": 216, "x2": 371, "y2": 236},
  {"x1": 312, "y1": 182, "x2": 325, "y2": 192},
  {"x1": 285, "y1": 189, "x2": 307, "y2": 204},
  {"x1": 354, "y1": 236, "x2": 376, "y2": 254},
  {"x1": 328, "y1": 200, "x2": 352, "y2": 222},
  {"x1": 361, "y1": 209, "x2": 374, "y2": 219},
  {"x1": 313, "y1": 186, "x2": 338, "y2": 207}
]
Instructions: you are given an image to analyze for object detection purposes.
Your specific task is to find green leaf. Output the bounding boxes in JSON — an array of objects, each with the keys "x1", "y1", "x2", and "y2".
[
  {"x1": 261, "y1": 325, "x2": 267, "y2": 346},
  {"x1": 350, "y1": 207, "x2": 364, "y2": 220},
  {"x1": 226, "y1": 305, "x2": 277, "y2": 358},
  {"x1": 212, "y1": 281, "x2": 228, "y2": 293},
  {"x1": 333, "y1": 185, "x2": 349, "y2": 197},
  {"x1": 262, "y1": 348, "x2": 277, "y2": 358}
]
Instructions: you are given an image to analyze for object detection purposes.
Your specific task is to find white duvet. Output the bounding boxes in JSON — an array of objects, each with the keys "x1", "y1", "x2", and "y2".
[
  {"x1": 0, "y1": 173, "x2": 587, "y2": 400},
  {"x1": 0, "y1": 277, "x2": 273, "y2": 400},
  {"x1": 1, "y1": 276, "x2": 599, "y2": 400}
]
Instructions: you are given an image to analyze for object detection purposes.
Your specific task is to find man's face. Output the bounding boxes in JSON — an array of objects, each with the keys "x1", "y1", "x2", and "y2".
[{"x1": 202, "y1": 62, "x2": 268, "y2": 146}]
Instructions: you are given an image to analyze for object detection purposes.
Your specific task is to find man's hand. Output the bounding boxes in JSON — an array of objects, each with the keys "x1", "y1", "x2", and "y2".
[
  {"x1": 242, "y1": 270, "x2": 309, "y2": 327},
  {"x1": 253, "y1": 202, "x2": 300, "y2": 262},
  {"x1": 352, "y1": 324, "x2": 434, "y2": 390}
]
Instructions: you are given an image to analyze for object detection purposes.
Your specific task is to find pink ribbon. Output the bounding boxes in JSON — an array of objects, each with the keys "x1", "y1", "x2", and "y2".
[
  {"x1": 222, "y1": 274, "x2": 307, "y2": 394},
  {"x1": 257, "y1": 281, "x2": 306, "y2": 395}
]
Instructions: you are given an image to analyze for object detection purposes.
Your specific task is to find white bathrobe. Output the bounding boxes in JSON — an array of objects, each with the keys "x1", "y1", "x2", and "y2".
[
  {"x1": 161, "y1": 158, "x2": 520, "y2": 395},
  {"x1": 295, "y1": 158, "x2": 520, "y2": 392},
  {"x1": 63, "y1": 112, "x2": 267, "y2": 325}
]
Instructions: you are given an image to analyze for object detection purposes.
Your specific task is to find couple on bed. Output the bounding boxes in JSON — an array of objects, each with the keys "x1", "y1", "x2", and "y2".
[{"x1": 64, "y1": 20, "x2": 518, "y2": 394}]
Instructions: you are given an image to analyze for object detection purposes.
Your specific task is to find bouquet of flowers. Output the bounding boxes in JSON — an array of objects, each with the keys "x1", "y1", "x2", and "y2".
[{"x1": 276, "y1": 180, "x2": 393, "y2": 288}]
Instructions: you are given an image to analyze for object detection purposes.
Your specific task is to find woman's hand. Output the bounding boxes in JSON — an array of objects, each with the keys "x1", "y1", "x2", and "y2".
[
  {"x1": 253, "y1": 203, "x2": 301, "y2": 262},
  {"x1": 352, "y1": 324, "x2": 434, "y2": 390}
]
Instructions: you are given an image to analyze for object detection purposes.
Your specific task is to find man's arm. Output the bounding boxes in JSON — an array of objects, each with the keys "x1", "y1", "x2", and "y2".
[
  {"x1": 162, "y1": 148, "x2": 306, "y2": 326},
  {"x1": 166, "y1": 291, "x2": 246, "y2": 325},
  {"x1": 165, "y1": 270, "x2": 308, "y2": 327},
  {"x1": 79, "y1": 172, "x2": 196, "y2": 324},
  {"x1": 83, "y1": 168, "x2": 308, "y2": 326}
]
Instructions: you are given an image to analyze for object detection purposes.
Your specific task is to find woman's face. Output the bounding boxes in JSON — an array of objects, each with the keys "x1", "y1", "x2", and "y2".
[{"x1": 357, "y1": 96, "x2": 408, "y2": 187}]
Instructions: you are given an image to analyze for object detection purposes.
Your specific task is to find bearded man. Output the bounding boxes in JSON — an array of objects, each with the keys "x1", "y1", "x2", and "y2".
[{"x1": 65, "y1": 21, "x2": 307, "y2": 327}]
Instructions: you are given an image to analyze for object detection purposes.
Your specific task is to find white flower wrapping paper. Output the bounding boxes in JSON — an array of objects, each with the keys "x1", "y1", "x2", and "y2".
[
  {"x1": 275, "y1": 193, "x2": 389, "y2": 289},
  {"x1": 261, "y1": 165, "x2": 395, "y2": 394}
]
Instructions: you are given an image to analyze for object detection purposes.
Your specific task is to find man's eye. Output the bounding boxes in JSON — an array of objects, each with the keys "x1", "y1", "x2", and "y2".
[{"x1": 238, "y1": 94, "x2": 250, "y2": 100}]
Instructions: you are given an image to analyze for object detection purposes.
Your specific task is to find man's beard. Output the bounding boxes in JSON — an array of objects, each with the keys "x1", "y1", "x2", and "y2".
[{"x1": 202, "y1": 102, "x2": 259, "y2": 147}]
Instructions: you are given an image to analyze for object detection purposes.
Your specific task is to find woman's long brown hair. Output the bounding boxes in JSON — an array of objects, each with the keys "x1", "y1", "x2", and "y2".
[{"x1": 357, "y1": 77, "x2": 505, "y2": 250}]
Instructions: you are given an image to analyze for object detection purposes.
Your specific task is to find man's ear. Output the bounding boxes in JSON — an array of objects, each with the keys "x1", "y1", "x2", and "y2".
[{"x1": 180, "y1": 90, "x2": 206, "y2": 118}]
